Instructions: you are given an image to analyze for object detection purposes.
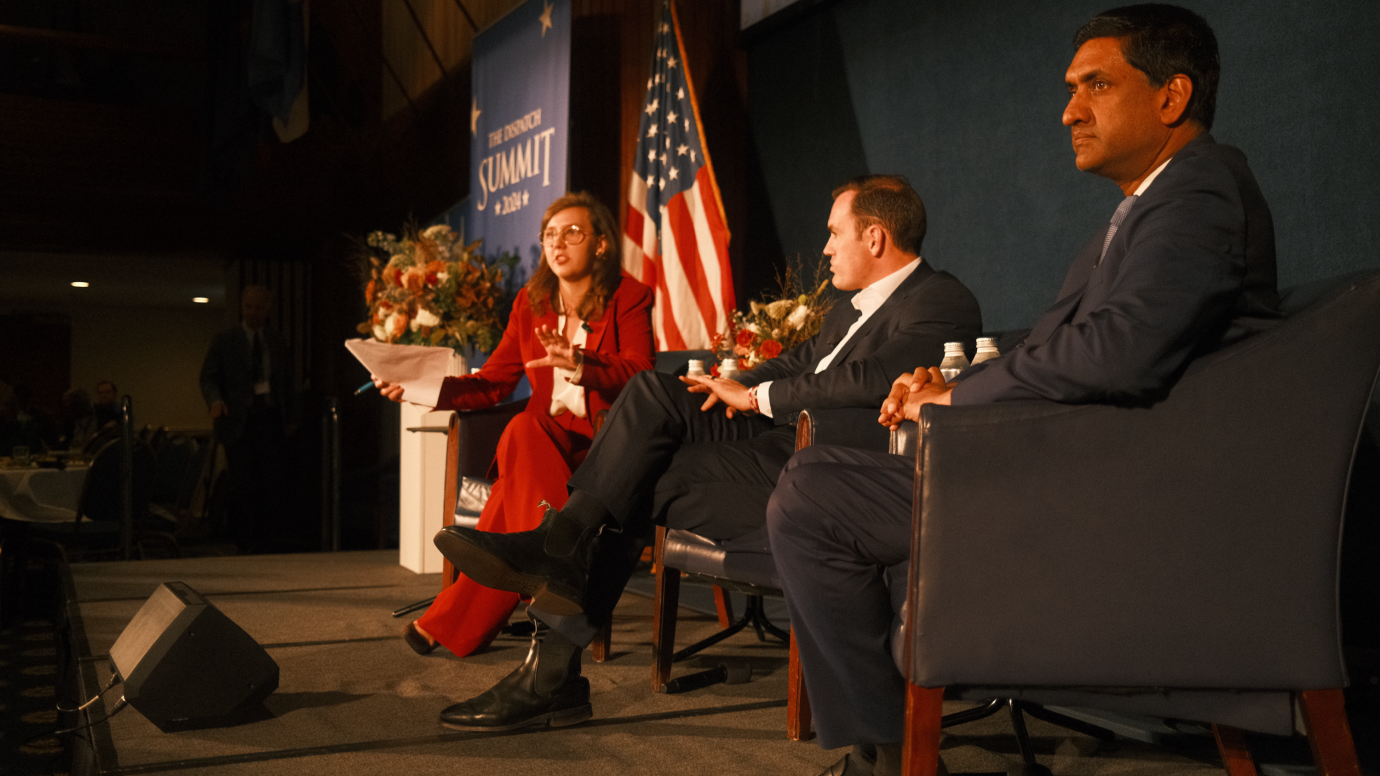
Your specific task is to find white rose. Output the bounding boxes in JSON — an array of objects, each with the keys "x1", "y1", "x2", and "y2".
[
  {"x1": 415, "y1": 307, "x2": 442, "y2": 328},
  {"x1": 435, "y1": 271, "x2": 449, "y2": 283},
  {"x1": 373, "y1": 324, "x2": 388, "y2": 341},
  {"x1": 422, "y1": 224, "x2": 452, "y2": 241},
  {"x1": 747, "y1": 322, "x2": 762, "y2": 334},
  {"x1": 750, "y1": 300, "x2": 763, "y2": 315},
  {"x1": 786, "y1": 304, "x2": 810, "y2": 330}
]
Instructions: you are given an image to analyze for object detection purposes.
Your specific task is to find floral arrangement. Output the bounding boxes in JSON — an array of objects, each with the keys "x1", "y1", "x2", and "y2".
[
  {"x1": 355, "y1": 224, "x2": 515, "y2": 353},
  {"x1": 711, "y1": 265, "x2": 836, "y2": 372}
]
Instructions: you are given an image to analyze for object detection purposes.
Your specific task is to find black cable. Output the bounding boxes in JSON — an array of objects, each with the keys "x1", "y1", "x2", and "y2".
[
  {"x1": 28, "y1": 695, "x2": 131, "y2": 741},
  {"x1": 55, "y1": 670, "x2": 122, "y2": 713}
]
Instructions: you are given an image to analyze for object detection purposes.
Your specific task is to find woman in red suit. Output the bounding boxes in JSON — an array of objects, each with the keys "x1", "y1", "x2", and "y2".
[{"x1": 376, "y1": 192, "x2": 654, "y2": 657}]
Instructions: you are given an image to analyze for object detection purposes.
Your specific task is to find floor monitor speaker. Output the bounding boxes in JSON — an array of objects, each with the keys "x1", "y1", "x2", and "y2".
[{"x1": 109, "y1": 581, "x2": 279, "y2": 732}]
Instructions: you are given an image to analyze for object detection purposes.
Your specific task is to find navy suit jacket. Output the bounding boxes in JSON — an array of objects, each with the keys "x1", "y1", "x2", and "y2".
[
  {"x1": 741, "y1": 261, "x2": 983, "y2": 423},
  {"x1": 200, "y1": 325, "x2": 298, "y2": 445},
  {"x1": 954, "y1": 134, "x2": 1280, "y2": 406}
]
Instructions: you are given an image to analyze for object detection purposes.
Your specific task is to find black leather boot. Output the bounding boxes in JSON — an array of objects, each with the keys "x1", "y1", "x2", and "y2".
[
  {"x1": 433, "y1": 502, "x2": 599, "y2": 616},
  {"x1": 438, "y1": 618, "x2": 592, "y2": 731}
]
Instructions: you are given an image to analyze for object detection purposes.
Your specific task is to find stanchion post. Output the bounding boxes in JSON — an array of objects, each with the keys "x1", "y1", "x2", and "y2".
[
  {"x1": 330, "y1": 398, "x2": 341, "y2": 551},
  {"x1": 119, "y1": 396, "x2": 135, "y2": 561}
]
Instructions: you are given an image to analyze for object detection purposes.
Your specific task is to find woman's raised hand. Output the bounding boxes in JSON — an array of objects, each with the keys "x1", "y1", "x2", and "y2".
[{"x1": 524, "y1": 325, "x2": 581, "y2": 371}]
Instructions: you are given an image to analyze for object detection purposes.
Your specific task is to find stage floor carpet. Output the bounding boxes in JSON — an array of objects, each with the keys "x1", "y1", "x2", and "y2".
[{"x1": 59, "y1": 551, "x2": 1371, "y2": 776}]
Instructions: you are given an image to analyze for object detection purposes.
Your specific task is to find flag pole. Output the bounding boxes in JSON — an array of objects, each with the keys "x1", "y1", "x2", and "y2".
[{"x1": 667, "y1": 0, "x2": 731, "y2": 246}]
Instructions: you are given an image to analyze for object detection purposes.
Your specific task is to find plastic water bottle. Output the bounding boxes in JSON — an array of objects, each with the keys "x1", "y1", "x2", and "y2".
[
  {"x1": 719, "y1": 358, "x2": 741, "y2": 381},
  {"x1": 971, "y1": 337, "x2": 1000, "y2": 366},
  {"x1": 939, "y1": 342, "x2": 969, "y2": 382},
  {"x1": 686, "y1": 359, "x2": 706, "y2": 377}
]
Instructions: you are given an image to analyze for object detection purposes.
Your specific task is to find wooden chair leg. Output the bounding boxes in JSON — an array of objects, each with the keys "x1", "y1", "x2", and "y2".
[
  {"x1": 1212, "y1": 724, "x2": 1258, "y2": 776},
  {"x1": 1299, "y1": 689, "x2": 1363, "y2": 776},
  {"x1": 787, "y1": 628, "x2": 814, "y2": 741},
  {"x1": 651, "y1": 526, "x2": 680, "y2": 692},
  {"x1": 713, "y1": 585, "x2": 734, "y2": 628},
  {"x1": 902, "y1": 685, "x2": 945, "y2": 776},
  {"x1": 591, "y1": 619, "x2": 612, "y2": 662}
]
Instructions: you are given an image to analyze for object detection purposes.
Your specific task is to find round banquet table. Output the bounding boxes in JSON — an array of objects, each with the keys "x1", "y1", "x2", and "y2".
[{"x1": 0, "y1": 463, "x2": 89, "y2": 524}]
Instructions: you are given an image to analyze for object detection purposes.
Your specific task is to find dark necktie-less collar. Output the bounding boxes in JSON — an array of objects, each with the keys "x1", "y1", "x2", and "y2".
[{"x1": 1096, "y1": 194, "x2": 1139, "y2": 267}]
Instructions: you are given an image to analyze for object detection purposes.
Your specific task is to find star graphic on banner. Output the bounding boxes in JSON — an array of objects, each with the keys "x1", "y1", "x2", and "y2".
[
  {"x1": 677, "y1": 87, "x2": 685, "y2": 100},
  {"x1": 645, "y1": 98, "x2": 659, "y2": 115},
  {"x1": 667, "y1": 110, "x2": 677, "y2": 123},
  {"x1": 669, "y1": 167, "x2": 679, "y2": 181},
  {"x1": 677, "y1": 144, "x2": 688, "y2": 156},
  {"x1": 647, "y1": 124, "x2": 657, "y2": 138},
  {"x1": 471, "y1": 98, "x2": 481, "y2": 134},
  {"x1": 538, "y1": 2, "x2": 554, "y2": 36},
  {"x1": 522, "y1": 190, "x2": 530, "y2": 206},
  {"x1": 667, "y1": 55, "x2": 677, "y2": 68}
]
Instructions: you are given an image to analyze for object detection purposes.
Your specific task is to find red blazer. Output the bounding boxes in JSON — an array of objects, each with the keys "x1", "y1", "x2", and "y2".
[{"x1": 434, "y1": 274, "x2": 655, "y2": 417}]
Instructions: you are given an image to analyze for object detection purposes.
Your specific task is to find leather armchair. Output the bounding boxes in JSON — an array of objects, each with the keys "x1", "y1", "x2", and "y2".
[{"x1": 897, "y1": 271, "x2": 1380, "y2": 776}]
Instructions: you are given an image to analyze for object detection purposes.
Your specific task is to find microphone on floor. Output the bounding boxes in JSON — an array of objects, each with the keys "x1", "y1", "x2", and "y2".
[{"x1": 659, "y1": 660, "x2": 752, "y2": 694}]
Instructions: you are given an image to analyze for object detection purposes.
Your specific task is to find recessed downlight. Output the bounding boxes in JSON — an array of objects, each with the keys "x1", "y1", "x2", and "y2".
[
  {"x1": 193, "y1": 297, "x2": 209, "y2": 304},
  {"x1": 71, "y1": 281, "x2": 90, "y2": 288}
]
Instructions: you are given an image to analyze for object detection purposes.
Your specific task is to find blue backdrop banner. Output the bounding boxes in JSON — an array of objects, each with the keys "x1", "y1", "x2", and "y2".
[{"x1": 469, "y1": 0, "x2": 570, "y2": 282}]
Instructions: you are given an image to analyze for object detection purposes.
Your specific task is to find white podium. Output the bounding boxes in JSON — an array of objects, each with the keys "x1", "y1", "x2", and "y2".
[{"x1": 397, "y1": 402, "x2": 453, "y2": 574}]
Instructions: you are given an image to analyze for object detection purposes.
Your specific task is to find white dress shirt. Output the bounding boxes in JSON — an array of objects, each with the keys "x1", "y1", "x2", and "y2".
[
  {"x1": 549, "y1": 314, "x2": 588, "y2": 418},
  {"x1": 756, "y1": 257, "x2": 922, "y2": 418}
]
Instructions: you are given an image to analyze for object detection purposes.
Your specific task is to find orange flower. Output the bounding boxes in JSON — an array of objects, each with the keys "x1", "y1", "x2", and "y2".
[
  {"x1": 391, "y1": 312, "x2": 409, "y2": 338},
  {"x1": 365, "y1": 279, "x2": 377, "y2": 304},
  {"x1": 402, "y1": 268, "x2": 426, "y2": 292},
  {"x1": 735, "y1": 329, "x2": 756, "y2": 347},
  {"x1": 758, "y1": 339, "x2": 783, "y2": 359},
  {"x1": 383, "y1": 266, "x2": 401, "y2": 286}
]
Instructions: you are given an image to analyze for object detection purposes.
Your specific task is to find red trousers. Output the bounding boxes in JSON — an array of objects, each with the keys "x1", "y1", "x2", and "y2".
[{"x1": 415, "y1": 410, "x2": 593, "y2": 656}]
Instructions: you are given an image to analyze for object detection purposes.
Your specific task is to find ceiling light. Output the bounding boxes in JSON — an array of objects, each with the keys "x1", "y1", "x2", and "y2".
[
  {"x1": 193, "y1": 297, "x2": 209, "y2": 304},
  {"x1": 71, "y1": 281, "x2": 89, "y2": 288}
]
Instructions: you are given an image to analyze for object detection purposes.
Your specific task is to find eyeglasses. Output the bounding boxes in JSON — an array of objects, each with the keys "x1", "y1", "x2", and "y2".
[{"x1": 539, "y1": 225, "x2": 590, "y2": 246}]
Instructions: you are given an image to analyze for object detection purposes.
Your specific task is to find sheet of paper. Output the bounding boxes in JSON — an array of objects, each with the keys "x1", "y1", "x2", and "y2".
[{"x1": 344, "y1": 339, "x2": 455, "y2": 408}]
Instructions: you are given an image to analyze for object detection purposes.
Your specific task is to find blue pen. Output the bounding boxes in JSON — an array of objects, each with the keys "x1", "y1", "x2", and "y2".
[{"x1": 355, "y1": 381, "x2": 376, "y2": 395}]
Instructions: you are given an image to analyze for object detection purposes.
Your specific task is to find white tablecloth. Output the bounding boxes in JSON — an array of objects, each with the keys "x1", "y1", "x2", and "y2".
[{"x1": 0, "y1": 465, "x2": 89, "y2": 523}]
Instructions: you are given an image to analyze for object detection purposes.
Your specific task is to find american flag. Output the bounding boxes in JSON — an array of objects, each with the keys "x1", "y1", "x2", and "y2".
[{"x1": 622, "y1": 0, "x2": 735, "y2": 351}]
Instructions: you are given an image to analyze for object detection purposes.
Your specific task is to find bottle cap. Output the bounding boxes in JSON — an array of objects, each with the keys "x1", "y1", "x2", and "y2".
[
  {"x1": 687, "y1": 359, "x2": 704, "y2": 370},
  {"x1": 976, "y1": 337, "x2": 997, "y2": 348},
  {"x1": 943, "y1": 341, "x2": 965, "y2": 353},
  {"x1": 722, "y1": 358, "x2": 738, "y2": 369}
]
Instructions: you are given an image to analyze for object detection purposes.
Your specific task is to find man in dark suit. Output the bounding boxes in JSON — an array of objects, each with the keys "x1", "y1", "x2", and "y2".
[
  {"x1": 767, "y1": 6, "x2": 1281, "y2": 776},
  {"x1": 432, "y1": 175, "x2": 982, "y2": 731},
  {"x1": 200, "y1": 285, "x2": 297, "y2": 554}
]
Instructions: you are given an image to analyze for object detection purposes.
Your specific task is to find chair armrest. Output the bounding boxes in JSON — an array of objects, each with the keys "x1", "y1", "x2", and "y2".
[
  {"x1": 889, "y1": 421, "x2": 920, "y2": 457},
  {"x1": 796, "y1": 407, "x2": 892, "y2": 451},
  {"x1": 906, "y1": 394, "x2": 1350, "y2": 692}
]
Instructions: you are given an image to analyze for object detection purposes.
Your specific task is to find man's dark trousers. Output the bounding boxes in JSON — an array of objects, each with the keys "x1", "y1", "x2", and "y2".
[
  {"x1": 767, "y1": 444, "x2": 915, "y2": 750},
  {"x1": 559, "y1": 369, "x2": 798, "y2": 634}
]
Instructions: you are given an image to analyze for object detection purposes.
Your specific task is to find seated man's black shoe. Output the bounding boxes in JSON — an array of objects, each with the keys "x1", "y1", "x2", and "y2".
[
  {"x1": 434, "y1": 502, "x2": 599, "y2": 616},
  {"x1": 439, "y1": 618, "x2": 592, "y2": 731}
]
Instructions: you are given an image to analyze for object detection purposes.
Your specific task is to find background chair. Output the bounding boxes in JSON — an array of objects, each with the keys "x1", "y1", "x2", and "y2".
[{"x1": 896, "y1": 271, "x2": 1380, "y2": 776}]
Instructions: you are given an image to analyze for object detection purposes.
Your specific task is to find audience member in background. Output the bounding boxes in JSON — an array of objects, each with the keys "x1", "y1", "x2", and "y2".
[
  {"x1": 373, "y1": 192, "x2": 654, "y2": 661},
  {"x1": 93, "y1": 379, "x2": 120, "y2": 429},
  {"x1": 767, "y1": 7, "x2": 1281, "y2": 776},
  {"x1": 0, "y1": 381, "x2": 45, "y2": 457},
  {"x1": 60, "y1": 388, "x2": 99, "y2": 451},
  {"x1": 200, "y1": 285, "x2": 298, "y2": 554}
]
